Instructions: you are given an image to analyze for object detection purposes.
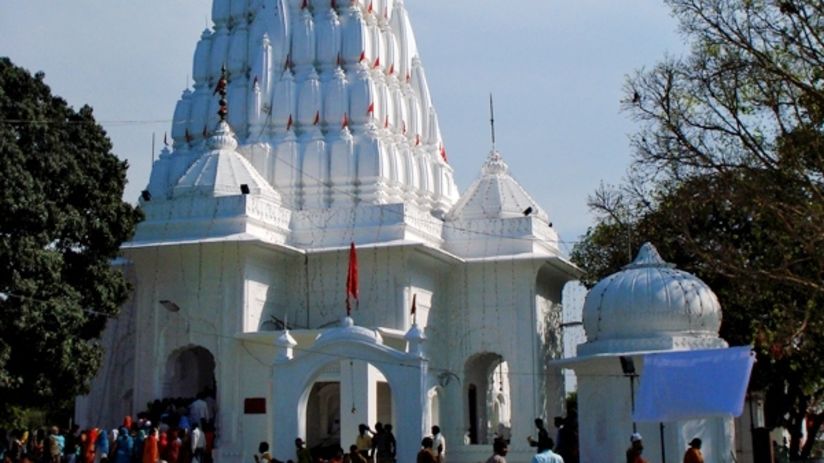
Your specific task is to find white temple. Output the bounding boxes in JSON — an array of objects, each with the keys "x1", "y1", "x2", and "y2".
[{"x1": 76, "y1": 1, "x2": 580, "y2": 463}]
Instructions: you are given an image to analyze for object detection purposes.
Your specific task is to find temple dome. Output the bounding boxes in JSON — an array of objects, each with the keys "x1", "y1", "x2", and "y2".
[
  {"x1": 582, "y1": 243, "x2": 722, "y2": 343},
  {"x1": 447, "y1": 150, "x2": 550, "y2": 223},
  {"x1": 174, "y1": 121, "x2": 280, "y2": 200}
]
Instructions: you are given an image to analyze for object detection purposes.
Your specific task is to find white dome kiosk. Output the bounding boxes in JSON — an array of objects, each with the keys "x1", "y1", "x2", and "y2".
[{"x1": 560, "y1": 243, "x2": 738, "y2": 462}]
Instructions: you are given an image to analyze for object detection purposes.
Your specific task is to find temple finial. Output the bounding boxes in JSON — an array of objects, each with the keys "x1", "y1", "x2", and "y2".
[
  {"x1": 489, "y1": 93, "x2": 496, "y2": 150},
  {"x1": 215, "y1": 64, "x2": 229, "y2": 122}
]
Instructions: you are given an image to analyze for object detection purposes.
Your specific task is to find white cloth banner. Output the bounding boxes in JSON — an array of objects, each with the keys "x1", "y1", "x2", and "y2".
[{"x1": 633, "y1": 346, "x2": 755, "y2": 422}]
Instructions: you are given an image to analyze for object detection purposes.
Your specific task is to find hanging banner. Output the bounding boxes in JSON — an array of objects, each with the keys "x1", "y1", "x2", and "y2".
[{"x1": 633, "y1": 346, "x2": 755, "y2": 422}]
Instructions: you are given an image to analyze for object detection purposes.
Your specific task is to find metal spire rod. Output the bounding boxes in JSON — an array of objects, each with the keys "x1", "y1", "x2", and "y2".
[{"x1": 489, "y1": 93, "x2": 496, "y2": 149}]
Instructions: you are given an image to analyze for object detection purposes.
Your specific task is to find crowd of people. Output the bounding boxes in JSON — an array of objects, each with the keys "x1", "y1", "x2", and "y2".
[
  {"x1": 2, "y1": 405, "x2": 709, "y2": 463},
  {"x1": 0, "y1": 391, "x2": 217, "y2": 463}
]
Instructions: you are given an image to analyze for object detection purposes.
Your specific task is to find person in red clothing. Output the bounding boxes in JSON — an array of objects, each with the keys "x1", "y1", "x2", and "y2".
[
  {"x1": 142, "y1": 427, "x2": 159, "y2": 463},
  {"x1": 165, "y1": 430, "x2": 182, "y2": 463},
  {"x1": 84, "y1": 429, "x2": 98, "y2": 463},
  {"x1": 158, "y1": 432, "x2": 169, "y2": 462}
]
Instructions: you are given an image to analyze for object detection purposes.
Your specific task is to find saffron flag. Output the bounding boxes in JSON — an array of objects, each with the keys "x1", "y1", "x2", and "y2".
[
  {"x1": 346, "y1": 242, "x2": 359, "y2": 315},
  {"x1": 411, "y1": 293, "x2": 417, "y2": 315},
  {"x1": 633, "y1": 346, "x2": 755, "y2": 422}
]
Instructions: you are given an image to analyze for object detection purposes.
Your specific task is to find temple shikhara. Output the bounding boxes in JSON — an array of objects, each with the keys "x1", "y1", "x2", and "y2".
[{"x1": 76, "y1": 1, "x2": 751, "y2": 462}]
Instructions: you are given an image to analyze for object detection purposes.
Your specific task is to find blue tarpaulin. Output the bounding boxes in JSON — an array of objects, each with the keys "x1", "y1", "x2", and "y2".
[{"x1": 633, "y1": 346, "x2": 755, "y2": 422}]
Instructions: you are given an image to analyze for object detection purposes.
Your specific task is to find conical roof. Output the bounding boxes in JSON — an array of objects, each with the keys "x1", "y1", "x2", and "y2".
[
  {"x1": 174, "y1": 121, "x2": 280, "y2": 200},
  {"x1": 447, "y1": 150, "x2": 550, "y2": 223}
]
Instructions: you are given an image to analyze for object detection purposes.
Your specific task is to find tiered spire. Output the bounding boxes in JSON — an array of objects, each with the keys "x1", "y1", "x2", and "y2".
[{"x1": 161, "y1": 0, "x2": 458, "y2": 213}]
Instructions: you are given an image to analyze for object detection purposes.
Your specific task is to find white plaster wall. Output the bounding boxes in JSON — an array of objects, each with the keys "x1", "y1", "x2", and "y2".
[
  {"x1": 435, "y1": 259, "x2": 570, "y2": 462},
  {"x1": 75, "y1": 262, "x2": 138, "y2": 429},
  {"x1": 535, "y1": 265, "x2": 565, "y2": 423},
  {"x1": 236, "y1": 336, "x2": 276, "y2": 462}
]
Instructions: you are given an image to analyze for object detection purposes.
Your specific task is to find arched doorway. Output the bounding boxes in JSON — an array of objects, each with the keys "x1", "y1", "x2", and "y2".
[
  {"x1": 164, "y1": 345, "x2": 216, "y2": 399},
  {"x1": 303, "y1": 361, "x2": 394, "y2": 459},
  {"x1": 306, "y1": 382, "x2": 341, "y2": 452},
  {"x1": 464, "y1": 353, "x2": 511, "y2": 444},
  {"x1": 271, "y1": 324, "x2": 426, "y2": 463}
]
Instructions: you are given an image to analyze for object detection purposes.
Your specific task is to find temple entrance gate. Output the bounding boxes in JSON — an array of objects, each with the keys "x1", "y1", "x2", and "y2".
[{"x1": 272, "y1": 320, "x2": 427, "y2": 463}]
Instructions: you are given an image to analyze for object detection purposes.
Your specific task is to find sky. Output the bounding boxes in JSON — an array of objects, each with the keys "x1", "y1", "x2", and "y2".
[{"x1": 0, "y1": 1, "x2": 686, "y2": 253}]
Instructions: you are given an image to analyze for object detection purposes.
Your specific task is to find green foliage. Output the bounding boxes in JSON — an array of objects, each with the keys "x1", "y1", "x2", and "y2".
[
  {"x1": 572, "y1": 0, "x2": 824, "y2": 458},
  {"x1": 0, "y1": 57, "x2": 142, "y2": 422}
]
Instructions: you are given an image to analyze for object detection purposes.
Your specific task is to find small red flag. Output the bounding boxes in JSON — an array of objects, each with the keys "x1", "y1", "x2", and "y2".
[
  {"x1": 367, "y1": 102, "x2": 375, "y2": 116},
  {"x1": 411, "y1": 293, "x2": 417, "y2": 316},
  {"x1": 301, "y1": 0, "x2": 308, "y2": 9},
  {"x1": 373, "y1": 57, "x2": 381, "y2": 69},
  {"x1": 415, "y1": 134, "x2": 421, "y2": 146},
  {"x1": 213, "y1": 76, "x2": 227, "y2": 96},
  {"x1": 384, "y1": 115, "x2": 389, "y2": 129},
  {"x1": 202, "y1": 125, "x2": 208, "y2": 138},
  {"x1": 388, "y1": 63, "x2": 395, "y2": 75},
  {"x1": 359, "y1": 51, "x2": 366, "y2": 63},
  {"x1": 313, "y1": 111, "x2": 320, "y2": 126},
  {"x1": 346, "y1": 242, "x2": 359, "y2": 316},
  {"x1": 252, "y1": 75, "x2": 259, "y2": 88},
  {"x1": 440, "y1": 145, "x2": 448, "y2": 163},
  {"x1": 367, "y1": 1, "x2": 373, "y2": 14},
  {"x1": 287, "y1": 114, "x2": 294, "y2": 131},
  {"x1": 341, "y1": 113, "x2": 349, "y2": 129},
  {"x1": 163, "y1": 132, "x2": 169, "y2": 147}
]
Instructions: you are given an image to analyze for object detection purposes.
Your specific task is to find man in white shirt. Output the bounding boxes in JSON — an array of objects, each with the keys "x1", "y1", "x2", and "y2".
[
  {"x1": 530, "y1": 438, "x2": 563, "y2": 463},
  {"x1": 432, "y1": 426, "x2": 446, "y2": 462},
  {"x1": 191, "y1": 424, "x2": 206, "y2": 463}
]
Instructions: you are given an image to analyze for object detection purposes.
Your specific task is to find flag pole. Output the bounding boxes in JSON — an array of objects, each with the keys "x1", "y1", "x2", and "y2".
[{"x1": 659, "y1": 422, "x2": 666, "y2": 463}]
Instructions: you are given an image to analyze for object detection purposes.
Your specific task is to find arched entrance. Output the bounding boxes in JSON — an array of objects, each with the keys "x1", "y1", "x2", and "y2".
[
  {"x1": 304, "y1": 363, "x2": 394, "y2": 459},
  {"x1": 164, "y1": 345, "x2": 216, "y2": 399},
  {"x1": 271, "y1": 322, "x2": 426, "y2": 463},
  {"x1": 464, "y1": 353, "x2": 511, "y2": 444}
]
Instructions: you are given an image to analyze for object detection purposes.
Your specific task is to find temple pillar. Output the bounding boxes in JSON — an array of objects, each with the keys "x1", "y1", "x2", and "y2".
[{"x1": 340, "y1": 359, "x2": 378, "y2": 442}]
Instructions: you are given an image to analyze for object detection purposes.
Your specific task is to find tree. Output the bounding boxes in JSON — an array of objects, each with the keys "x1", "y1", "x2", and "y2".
[
  {"x1": 571, "y1": 0, "x2": 824, "y2": 458},
  {"x1": 0, "y1": 57, "x2": 142, "y2": 424}
]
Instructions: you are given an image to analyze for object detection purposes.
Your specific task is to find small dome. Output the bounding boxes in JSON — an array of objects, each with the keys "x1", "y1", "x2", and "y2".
[
  {"x1": 447, "y1": 150, "x2": 549, "y2": 223},
  {"x1": 174, "y1": 121, "x2": 280, "y2": 200},
  {"x1": 314, "y1": 316, "x2": 384, "y2": 348},
  {"x1": 582, "y1": 243, "x2": 722, "y2": 342}
]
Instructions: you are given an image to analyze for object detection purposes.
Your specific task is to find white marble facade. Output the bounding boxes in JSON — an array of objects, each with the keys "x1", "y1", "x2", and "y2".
[{"x1": 76, "y1": 2, "x2": 579, "y2": 463}]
